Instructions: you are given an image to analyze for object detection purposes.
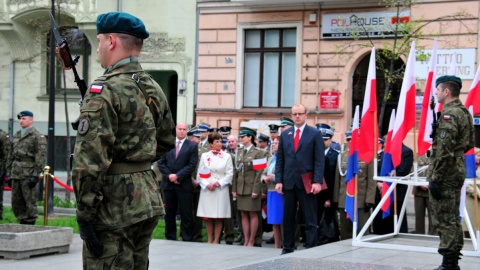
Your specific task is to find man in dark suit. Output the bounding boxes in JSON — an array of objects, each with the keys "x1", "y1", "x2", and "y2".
[
  {"x1": 275, "y1": 103, "x2": 325, "y2": 254},
  {"x1": 158, "y1": 122, "x2": 199, "y2": 241}
]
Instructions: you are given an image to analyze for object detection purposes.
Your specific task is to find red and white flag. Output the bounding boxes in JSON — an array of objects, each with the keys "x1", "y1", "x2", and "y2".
[
  {"x1": 465, "y1": 65, "x2": 480, "y2": 115},
  {"x1": 198, "y1": 168, "x2": 211, "y2": 179},
  {"x1": 253, "y1": 157, "x2": 267, "y2": 170},
  {"x1": 417, "y1": 39, "x2": 437, "y2": 156},
  {"x1": 262, "y1": 204, "x2": 267, "y2": 219},
  {"x1": 391, "y1": 41, "x2": 417, "y2": 167},
  {"x1": 358, "y1": 47, "x2": 378, "y2": 164}
]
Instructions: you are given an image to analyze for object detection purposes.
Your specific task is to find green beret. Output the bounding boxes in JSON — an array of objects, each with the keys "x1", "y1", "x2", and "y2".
[
  {"x1": 96, "y1": 12, "x2": 149, "y2": 39},
  {"x1": 239, "y1": 127, "x2": 256, "y2": 137},
  {"x1": 436, "y1": 75, "x2": 462, "y2": 88},
  {"x1": 17, "y1": 110, "x2": 33, "y2": 119}
]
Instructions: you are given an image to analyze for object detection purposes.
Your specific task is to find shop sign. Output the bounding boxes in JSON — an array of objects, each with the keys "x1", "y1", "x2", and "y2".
[
  {"x1": 319, "y1": 91, "x2": 339, "y2": 109},
  {"x1": 415, "y1": 48, "x2": 476, "y2": 80},
  {"x1": 322, "y1": 11, "x2": 410, "y2": 39}
]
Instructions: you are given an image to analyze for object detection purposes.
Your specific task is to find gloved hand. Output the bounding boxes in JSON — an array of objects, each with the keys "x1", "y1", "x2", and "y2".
[
  {"x1": 429, "y1": 180, "x2": 441, "y2": 200},
  {"x1": 77, "y1": 215, "x2": 104, "y2": 258},
  {"x1": 28, "y1": 176, "x2": 39, "y2": 189},
  {"x1": 364, "y1": 203, "x2": 374, "y2": 211}
]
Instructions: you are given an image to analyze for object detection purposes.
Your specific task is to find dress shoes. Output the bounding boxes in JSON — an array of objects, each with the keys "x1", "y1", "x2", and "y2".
[
  {"x1": 234, "y1": 234, "x2": 243, "y2": 243},
  {"x1": 281, "y1": 249, "x2": 293, "y2": 255},
  {"x1": 226, "y1": 241, "x2": 233, "y2": 245}
]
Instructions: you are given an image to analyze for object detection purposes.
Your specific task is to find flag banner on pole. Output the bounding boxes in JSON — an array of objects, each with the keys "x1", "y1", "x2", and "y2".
[
  {"x1": 465, "y1": 106, "x2": 476, "y2": 178},
  {"x1": 381, "y1": 110, "x2": 396, "y2": 218},
  {"x1": 359, "y1": 47, "x2": 378, "y2": 164},
  {"x1": 465, "y1": 66, "x2": 480, "y2": 115},
  {"x1": 199, "y1": 168, "x2": 211, "y2": 179},
  {"x1": 253, "y1": 157, "x2": 267, "y2": 170},
  {"x1": 345, "y1": 106, "x2": 360, "y2": 222},
  {"x1": 418, "y1": 39, "x2": 437, "y2": 156},
  {"x1": 391, "y1": 41, "x2": 417, "y2": 168}
]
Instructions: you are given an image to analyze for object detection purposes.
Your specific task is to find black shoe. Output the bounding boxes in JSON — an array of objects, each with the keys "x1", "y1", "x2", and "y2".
[
  {"x1": 234, "y1": 234, "x2": 243, "y2": 243},
  {"x1": 226, "y1": 241, "x2": 233, "y2": 245},
  {"x1": 254, "y1": 243, "x2": 262, "y2": 247},
  {"x1": 266, "y1": 237, "x2": 274, "y2": 244},
  {"x1": 435, "y1": 254, "x2": 460, "y2": 270},
  {"x1": 281, "y1": 249, "x2": 293, "y2": 255},
  {"x1": 237, "y1": 240, "x2": 244, "y2": 245}
]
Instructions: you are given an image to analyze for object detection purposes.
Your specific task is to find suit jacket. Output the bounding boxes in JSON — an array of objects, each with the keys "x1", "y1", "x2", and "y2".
[
  {"x1": 262, "y1": 154, "x2": 277, "y2": 192},
  {"x1": 395, "y1": 144, "x2": 413, "y2": 201},
  {"x1": 158, "y1": 139, "x2": 199, "y2": 191},
  {"x1": 275, "y1": 125, "x2": 325, "y2": 190}
]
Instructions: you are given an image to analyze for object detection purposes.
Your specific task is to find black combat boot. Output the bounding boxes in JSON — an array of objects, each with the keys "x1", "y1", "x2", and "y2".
[{"x1": 435, "y1": 254, "x2": 460, "y2": 270}]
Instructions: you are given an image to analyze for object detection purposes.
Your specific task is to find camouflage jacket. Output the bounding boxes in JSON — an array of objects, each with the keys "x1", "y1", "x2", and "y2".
[
  {"x1": 0, "y1": 129, "x2": 11, "y2": 174},
  {"x1": 426, "y1": 99, "x2": 475, "y2": 187},
  {"x1": 72, "y1": 58, "x2": 174, "y2": 226},
  {"x1": 6, "y1": 127, "x2": 46, "y2": 179}
]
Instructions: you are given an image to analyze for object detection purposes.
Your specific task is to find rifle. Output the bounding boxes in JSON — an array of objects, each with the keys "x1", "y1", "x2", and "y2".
[
  {"x1": 429, "y1": 95, "x2": 441, "y2": 141},
  {"x1": 49, "y1": 13, "x2": 87, "y2": 130}
]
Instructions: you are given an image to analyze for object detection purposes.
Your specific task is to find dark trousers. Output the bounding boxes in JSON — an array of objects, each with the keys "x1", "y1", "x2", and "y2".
[
  {"x1": 192, "y1": 190, "x2": 204, "y2": 242},
  {"x1": 223, "y1": 186, "x2": 235, "y2": 243},
  {"x1": 283, "y1": 188, "x2": 317, "y2": 253},
  {"x1": 164, "y1": 189, "x2": 194, "y2": 241},
  {"x1": 414, "y1": 195, "x2": 436, "y2": 235}
]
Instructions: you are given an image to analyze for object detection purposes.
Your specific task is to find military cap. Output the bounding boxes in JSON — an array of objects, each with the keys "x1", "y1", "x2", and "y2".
[
  {"x1": 198, "y1": 123, "x2": 210, "y2": 132},
  {"x1": 239, "y1": 127, "x2": 256, "y2": 137},
  {"x1": 218, "y1": 126, "x2": 232, "y2": 135},
  {"x1": 17, "y1": 110, "x2": 33, "y2": 119},
  {"x1": 268, "y1": 124, "x2": 279, "y2": 133},
  {"x1": 258, "y1": 133, "x2": 270, "y2": 143},
  {"x1": 435, "y1": 75, "x2": 462, "y2": 88},
  {"x1": 279, "y1": 116, "x2": 294, "y2": 127},
  {"x1": 316, "y1": 123, "x2": 334, "y2": 139},
  {"x1": 345, "y1": 131, "x2": 352, "y2": 139},
  {"x1": 188, "y1": 127, "x2": 201, "y2": 137},
  {"x1": 210, "y1": 127, "x2": 219, "y2": 133},
  {"x1": 96, "y1": 12, "x2": 149, "y2": 39}
]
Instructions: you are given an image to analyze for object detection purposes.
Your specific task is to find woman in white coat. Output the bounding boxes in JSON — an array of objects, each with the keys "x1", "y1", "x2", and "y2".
[{"x1": 196, "y1": 132, "x2": 234, "y2": 244}]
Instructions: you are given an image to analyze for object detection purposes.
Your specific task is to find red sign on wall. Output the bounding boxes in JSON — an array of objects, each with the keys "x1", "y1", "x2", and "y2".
[{"x1": 319, "y1": 91, "x2": 340, "y2": 109}]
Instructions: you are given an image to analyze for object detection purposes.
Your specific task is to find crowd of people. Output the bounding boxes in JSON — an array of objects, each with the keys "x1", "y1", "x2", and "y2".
[{"x1": 0, "y1": 10, "x2": 478, "y2": 269}]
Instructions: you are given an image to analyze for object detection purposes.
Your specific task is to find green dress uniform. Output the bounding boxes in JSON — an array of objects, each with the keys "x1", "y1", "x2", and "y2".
[
  {"x1": 333, "y1": 149, "x2": 375, "y2": 240},
  {"x1": 0, "y1": 129, "x2": 11, "y2": 220},
  {"x1": 72, "y1": 56, "x2": 175, "y2": 268},
  {"x1": 7, "y1": 127, "x2": 46, "y2": 224},
  {"x1": 413, "y1": 154, "x2": 435, "y2": 235},
  {"x1": 426, "y1": 99, "x2": 474, "y2": 257},
  {"x1": 232, "y1": 146, "x2": 265, "y2": 212}
]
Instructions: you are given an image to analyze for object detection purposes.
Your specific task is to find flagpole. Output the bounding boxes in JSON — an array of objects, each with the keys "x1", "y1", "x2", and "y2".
[
  {"x1": 353, "y1": 174, "x2": 358, "y2": 241},
  {"x1": 474, "y1": 178, "x2": 480, "y2": 235},
  {"x1": 374, "y1": 111, "x2": 378, "y2": 177},
  {"x1": 393, "y1": 170, "x2": 398, "y2": 234}
]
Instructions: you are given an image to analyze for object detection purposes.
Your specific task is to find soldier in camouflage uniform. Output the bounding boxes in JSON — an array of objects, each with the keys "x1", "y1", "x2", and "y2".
[
  {"x1": 71, "y1": 12, "x2": 175, "y2": 269},
  {"x1": 6, "y1": 111, "x2": 46, "y2": 225},
  {"x1": 0, "y1": 128, "x2": 11, "y2": 220},
  {"x1": 427, "y1": 75, "x2": 475, "y2": 270}
]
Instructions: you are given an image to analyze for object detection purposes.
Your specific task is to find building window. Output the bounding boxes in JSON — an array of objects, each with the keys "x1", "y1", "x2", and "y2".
[
  {"x1": 243, "y1": 28, "x2": 296, "y2": 108},
  {"x1": 47, "y1": 27, "x2": 91, "y2": 95}
]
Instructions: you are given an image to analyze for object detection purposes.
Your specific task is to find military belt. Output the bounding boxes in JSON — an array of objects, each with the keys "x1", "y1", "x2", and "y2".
[
  {"x1": 106, "y1": 161, "x2": 151, "y2": 175},
  {"x1": 15, "y1": 157, "x2": 35, "y2": 162}
]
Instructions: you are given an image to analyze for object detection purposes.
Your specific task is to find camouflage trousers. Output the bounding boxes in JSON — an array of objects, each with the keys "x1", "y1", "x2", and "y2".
[
  {"x1": 83, "y1": 215, "x2": 161, "y2": 270},
  {"x1": 430, "y1": 186, "x2": 463, "y2": 255},
  {"x1": 12, "y1": 179, "x2": 38, "y2": 223}
]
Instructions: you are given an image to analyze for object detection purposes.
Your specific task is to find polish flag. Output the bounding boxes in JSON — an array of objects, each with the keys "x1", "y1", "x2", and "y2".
[
  {"x1": 345, "y1": 106, "x2": 360, "y2": 222},
  {"x1": 262, "y1": 203, "x2": 267, "y2": 219},
  {"x1": 199, "y1": 168, "x2": 211, "y2": 179},
  {"x1": 253, "y1": 157, "x2": 267, "y2": 170},
  {"x1": 465, "y1": 65, "x2": 480, "y2": 115},
  {"x1": 417, "y1": 39, "x2": 437, "y2": 156},
  {"x1": 391, "y1": 42, "x2": 417, "y2": 167},
  {"x1": 359, "y1": 47, "x2": 378, "y2": 164}
]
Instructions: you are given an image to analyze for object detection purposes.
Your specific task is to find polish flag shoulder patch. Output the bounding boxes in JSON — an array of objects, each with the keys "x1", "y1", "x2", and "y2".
[
  {"x1": 443, "y1": 115, "x2": 451, "y2": 120},
  {"x1": 90, "y1": 84, "x2": 103, "y2": 93}
]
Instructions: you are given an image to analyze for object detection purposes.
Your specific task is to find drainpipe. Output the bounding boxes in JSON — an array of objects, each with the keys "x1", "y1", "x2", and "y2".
[
  {"x1": 8, "y1": 61, "x2": 15, "y2": 137},
  {"x1": 193, "y1": 3, "x2": 200, "y2": 125},
  {"x1": 117, "y1": 0, "x2": 122, "y2": 12}
]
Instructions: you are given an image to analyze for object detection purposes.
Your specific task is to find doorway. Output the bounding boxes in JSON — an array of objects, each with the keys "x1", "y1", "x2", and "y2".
[
  {"x1": 352, "y1": 51, "x2": 404, "y2": 137},
  {"x1": 146, "y1": 70, "x2": 178, "y2": 124}
]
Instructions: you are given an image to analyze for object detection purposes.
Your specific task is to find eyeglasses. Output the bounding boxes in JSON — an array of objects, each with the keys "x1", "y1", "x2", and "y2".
[{"x1": 291, "y1": 112, "x2": 306, "y2": 117}]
